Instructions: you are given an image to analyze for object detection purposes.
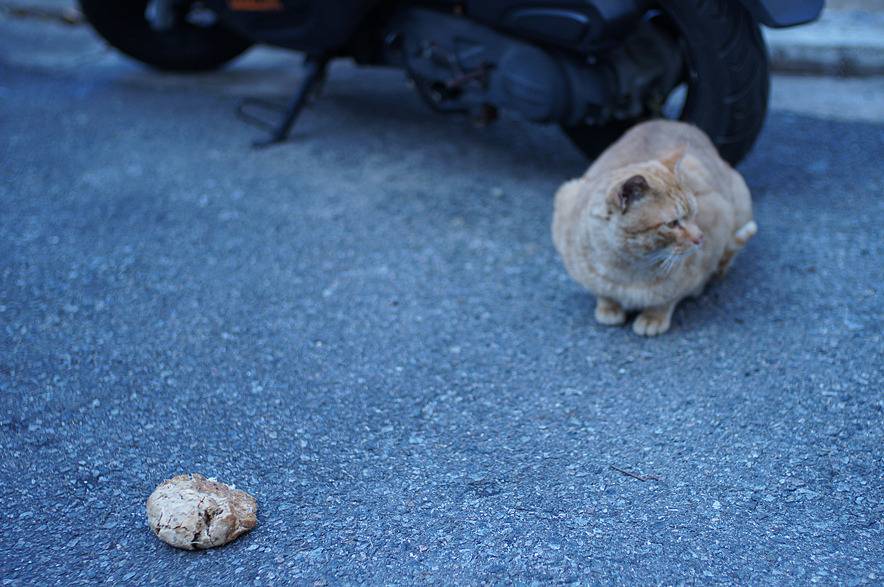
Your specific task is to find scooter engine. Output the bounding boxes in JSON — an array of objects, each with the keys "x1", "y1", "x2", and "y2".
[{"x1": 386, "y1": 7, "x2": 681, "y2": 128}]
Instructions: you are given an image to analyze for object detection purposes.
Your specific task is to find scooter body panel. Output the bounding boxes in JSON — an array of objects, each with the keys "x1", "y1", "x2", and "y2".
[
  {"x1": 739, "y1": 0, "x2": 824, "y2": 27},
  {"x1": 205, "y1": 0, "x2": 377, "y2": 51},
  {"x1": 209, "y1": 0, "x2": 823, "y2": 57}
]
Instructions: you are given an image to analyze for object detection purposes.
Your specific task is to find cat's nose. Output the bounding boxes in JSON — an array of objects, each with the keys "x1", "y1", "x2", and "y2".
[{"x1": 691, "y1": 233, "x2": 704, "y2": 246}]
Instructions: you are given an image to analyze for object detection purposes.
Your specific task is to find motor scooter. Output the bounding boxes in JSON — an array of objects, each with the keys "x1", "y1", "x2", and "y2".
[{"x1": 78, "y1": 0, "x2": 823, "y2": 162}]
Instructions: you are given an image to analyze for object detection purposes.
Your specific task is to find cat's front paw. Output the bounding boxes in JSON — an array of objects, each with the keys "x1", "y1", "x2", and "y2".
[
  {"x1": 595, "y1": 298, "x2": 626, "y2": 326},
  {"x1": 632, "y1": 306, "x2": 675, "y2": 336}
]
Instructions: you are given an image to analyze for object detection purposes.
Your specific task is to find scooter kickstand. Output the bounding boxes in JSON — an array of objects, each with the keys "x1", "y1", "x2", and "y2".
[{"x1": 243, "y1": 55, "x2": 329, "y2": 149}]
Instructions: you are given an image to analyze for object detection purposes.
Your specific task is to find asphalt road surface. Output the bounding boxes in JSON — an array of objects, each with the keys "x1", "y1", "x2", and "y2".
[{"x1": 1, "y1": 13, "x2": 882, "y2": 586}]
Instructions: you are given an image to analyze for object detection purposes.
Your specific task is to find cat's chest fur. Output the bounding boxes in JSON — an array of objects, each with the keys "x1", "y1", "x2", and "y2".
[{"x1": 572, "y1": 211, "x2": 724, "y2": 310}]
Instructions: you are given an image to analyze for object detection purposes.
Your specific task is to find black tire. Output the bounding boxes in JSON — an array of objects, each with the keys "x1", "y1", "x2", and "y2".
[
  {"x1": 563, "y1": 0, "x2": 769, "y2": 165},
  {"x1": 79, "y1": 0, "x2": 252, "y2": 72}
]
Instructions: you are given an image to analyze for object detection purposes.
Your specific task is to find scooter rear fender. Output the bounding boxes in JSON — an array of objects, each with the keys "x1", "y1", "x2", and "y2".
[{"x1": 738, "y1": 0, "x2": 824, "y2": 27}]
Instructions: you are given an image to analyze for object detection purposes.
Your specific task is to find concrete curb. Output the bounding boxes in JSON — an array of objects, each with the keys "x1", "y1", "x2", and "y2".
[{"x1": 765, "y1": 10, "x2": 884, "y2": 76}]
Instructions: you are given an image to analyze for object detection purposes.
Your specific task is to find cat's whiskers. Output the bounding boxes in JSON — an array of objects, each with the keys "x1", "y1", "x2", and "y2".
[
  {"x1": 648, "y1": 247, "x2": 689, "y2": 276},
  {"x1": 662, "y1": 255, "x2": 672, "y2": 272}
]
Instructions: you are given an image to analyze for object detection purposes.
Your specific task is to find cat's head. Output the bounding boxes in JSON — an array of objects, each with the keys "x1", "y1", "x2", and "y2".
[{"x1": 603, "y1": 147, "x2": 704, "y2": 259}]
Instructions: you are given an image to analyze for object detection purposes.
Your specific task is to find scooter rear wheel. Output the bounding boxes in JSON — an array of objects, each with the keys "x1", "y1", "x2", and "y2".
[
  {"x1": 79, "y1": 0, "x2": 253, "y2": 72},
  {"x1": 563, "y1": 0, "x2": 769, "y2": 166}
]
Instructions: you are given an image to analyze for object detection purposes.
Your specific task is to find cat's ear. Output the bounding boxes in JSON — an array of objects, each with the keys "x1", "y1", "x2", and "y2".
[
  {"x1": 617, "y1": 174, "x2": 649, "y2": 213},
  {"x1": 659, "y1": 145, "x2": 687, "y2": 174}
]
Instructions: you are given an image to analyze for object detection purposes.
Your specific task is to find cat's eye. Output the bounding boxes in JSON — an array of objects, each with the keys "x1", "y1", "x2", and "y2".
[{"x1": 668, "y1": 219, "x2": 680, "y2": 228}]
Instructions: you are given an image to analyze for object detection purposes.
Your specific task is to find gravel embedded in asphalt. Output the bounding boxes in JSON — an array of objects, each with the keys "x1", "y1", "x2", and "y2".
[{"x1": 0, "y1": 40, "x2": 883, "y2": 586}]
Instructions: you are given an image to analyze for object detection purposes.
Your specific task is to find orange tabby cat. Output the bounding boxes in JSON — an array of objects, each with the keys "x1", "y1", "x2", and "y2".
[{"x1": 552, "y1": 120, "x2": 757, "y2": 336}]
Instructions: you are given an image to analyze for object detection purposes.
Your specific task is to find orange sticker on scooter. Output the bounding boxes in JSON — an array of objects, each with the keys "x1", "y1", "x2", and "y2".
[{"x1": 227, "y1": 0, "x2": 283, "y2": 11}]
